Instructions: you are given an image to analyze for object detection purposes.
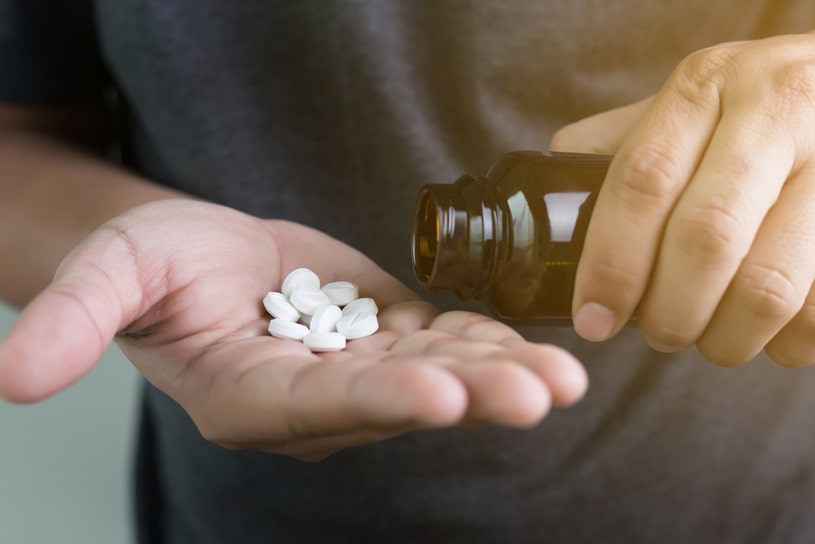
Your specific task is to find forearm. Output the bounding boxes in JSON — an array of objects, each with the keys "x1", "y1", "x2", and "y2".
[{"x1": 0, "y1": 131, "x2": 187, "y2": 307}]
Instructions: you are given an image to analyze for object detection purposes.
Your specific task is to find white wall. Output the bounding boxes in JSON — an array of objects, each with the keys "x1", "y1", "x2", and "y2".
[{"x1": 0, "y1": 301, "x2": 140, "y2": 544}]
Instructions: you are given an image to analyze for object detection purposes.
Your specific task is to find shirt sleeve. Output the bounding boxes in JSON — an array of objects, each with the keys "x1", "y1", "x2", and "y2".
[{"x1": 0, "y1": 0, "x2": 110, "y2": 105}]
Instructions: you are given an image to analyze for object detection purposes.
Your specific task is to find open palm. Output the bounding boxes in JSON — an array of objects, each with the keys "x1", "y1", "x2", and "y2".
[{"x1": 0, "y1": 200, "x2": 587, "y2": 460}]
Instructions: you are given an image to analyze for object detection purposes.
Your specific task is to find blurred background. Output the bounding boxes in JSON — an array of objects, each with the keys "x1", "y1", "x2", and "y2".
[{"x1": 0, "y1": 301, "x2": 140, "y2": 544}]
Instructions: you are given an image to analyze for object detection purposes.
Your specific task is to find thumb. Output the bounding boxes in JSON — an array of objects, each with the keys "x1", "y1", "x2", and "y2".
[
  {"x1": 0, "y1": 229, "x2": 142, "y2": 403},
  {"x1": 550, "y1": 96, "x2": 653, "y2": 154}
]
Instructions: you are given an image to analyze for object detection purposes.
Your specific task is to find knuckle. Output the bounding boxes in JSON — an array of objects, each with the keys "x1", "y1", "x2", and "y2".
[
  {"x1": 670, "y1": 46, "x2": 733, "y2": 106},
  {"x1": 771, "y1": 61, "x2": 815, "y2": 112},
  {"x1": 614, "y1": 143, "x2": 684, "y2": 207},
  {"x1": 733, "y1": 262, "x2": 803, "y2": 321},
  {"x1": 670, "y1": 203, "x2": 743, "y2": 265}
]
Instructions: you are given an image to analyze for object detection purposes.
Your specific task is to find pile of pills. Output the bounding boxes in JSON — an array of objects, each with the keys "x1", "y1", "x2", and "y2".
[{"x1": 263, "y1": 268, "x2": 379, "y2": 352}]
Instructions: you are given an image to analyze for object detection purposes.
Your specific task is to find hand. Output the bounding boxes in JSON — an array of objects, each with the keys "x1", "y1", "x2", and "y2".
[
  {"x1": 551, "y1": 31, "x2": 815, "y2": 367},
  {"x1": 0, "y1": 200, "x2": 587, "y2": 460}
]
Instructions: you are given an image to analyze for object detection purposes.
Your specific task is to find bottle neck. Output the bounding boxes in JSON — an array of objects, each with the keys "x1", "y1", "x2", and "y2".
[{"x1": 411, "y1": 174, "x2": 502, "y2": 300}]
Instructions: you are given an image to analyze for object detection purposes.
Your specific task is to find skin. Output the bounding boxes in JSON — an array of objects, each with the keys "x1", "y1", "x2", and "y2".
[
  {"x1": 552, "y1": 30, "x2": 815, "y2": 368},
  {"x1": 0, "y1": 114, "x2": 586, "y2": 462},
  {"x1": 4, "y1": 28, "x2": 813, "y2": 460}
]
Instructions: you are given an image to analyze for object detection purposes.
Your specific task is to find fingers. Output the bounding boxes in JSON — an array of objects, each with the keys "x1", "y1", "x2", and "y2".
[
  {"x1": 572, "y1": 36, "x2": 815, "y2": 369},
  {"x1": 498, "y1": 339, "x2": 589, "y2": 406},
  {"x1": 281, "y1": 355, "x2": 468, "y2": 431},
  {"x1": 390, "y1": 328, "x2": 587, "y2": 407},
  {"x1": 636, "y1": 102, "x2": 795, "y2": 351},
  {"x1": 389, "y1": 330, "x2": 552, "y2": 426},
  {"x1": 696, "y1": 165, "x2": 815, "y2": 365},
  {"x1": 442, "y1": 359, "x2": 551, "y2": 427},
  {"x1": 191, "y1": 349, "x2": 470, "y2": 449},
  {"x1": 573, "y1": 73, "x2": 719, "y2": 339},
  {"x1": 419, "y1": 312, "x2": 587, "y2": 406},
  {"x1": 186, "y1": 311, "x2": 588, "y2": 453},
  {"x1": 0, "y1": 229, "x2": 138, "y2": 402}
]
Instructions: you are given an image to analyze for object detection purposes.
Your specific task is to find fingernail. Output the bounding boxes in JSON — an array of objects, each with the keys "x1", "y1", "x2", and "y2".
[{"x1": 574, "y1": 302, "x2": 617, "y2": 341}]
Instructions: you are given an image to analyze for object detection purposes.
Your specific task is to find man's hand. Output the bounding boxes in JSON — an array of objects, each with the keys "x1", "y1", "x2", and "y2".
[
  {"x1": 0, "y1": 200, "x2": 587, "y2": 460},
  {"x1": 552, "y1": 31, "x2": 815, "y2": 367}
]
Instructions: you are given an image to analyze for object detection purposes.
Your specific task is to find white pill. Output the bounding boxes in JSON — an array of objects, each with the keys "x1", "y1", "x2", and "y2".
[
  {"x1": 267, "y1": 318, "x2": 310, "y2": 340},
  {"x1": 342, "y1": 297, "x2": 379, "y2": 316},
  {"x1": 289, "y1": 288, "x2": 332, "y2": 315},
  {"x1": 336, "y1": 312, "x2": 379, "y2": 339},
  {"x1": 281, "y1": 267, "x2": 321, "y2": 298},
  {"x1": 262, "y1": 291, "x2": 300, "y2": 321},
  {"x1": 303, "y1": 331, "x2": 347, "y2": 352},
  {"x1": 309, "y1": 304, "x2": 343, "y2": 333},
  {"x1": 321, "y1": 281, "x2": 360, "y2": 306}
]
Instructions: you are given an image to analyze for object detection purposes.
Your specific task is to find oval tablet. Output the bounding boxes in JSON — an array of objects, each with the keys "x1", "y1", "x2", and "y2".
[
  {"x1": 309, "y1": 304, "x2": 343, "y2": 333},
  {"x1": 321, "y1": 281, "x2": 360, "y2": 306},
  {"x1": 267, "y1": 318, "x2": 310, "y2": 340},
  {"x1": 303, "y1": 331, "x2": 347, "y2": 352},
  {"x1": 281, "y1": 267, "x2": 321, "y2": 298},
  {"x1": 262, "y1": 291, "x2": 300, "y2": 321},
  {"x1": 289, "y1": 288, "x2": 332, "y2": 315},
  {"x1": 336, "y1": 312, "x2": 379, "y2": 339},
  {"x1": 341, "y1": 297, "x2": 379, "y2": 316}
]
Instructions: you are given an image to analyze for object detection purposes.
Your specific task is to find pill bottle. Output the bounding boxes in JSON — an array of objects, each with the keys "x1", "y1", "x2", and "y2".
[{"x1": 411, "y1": 150, "x2": 612, "y2": 323}]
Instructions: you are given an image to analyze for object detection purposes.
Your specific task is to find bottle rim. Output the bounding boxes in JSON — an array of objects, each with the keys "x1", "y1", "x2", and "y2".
[{"x1": 411, "y1": 187, "x2": 440, "y2": 286}]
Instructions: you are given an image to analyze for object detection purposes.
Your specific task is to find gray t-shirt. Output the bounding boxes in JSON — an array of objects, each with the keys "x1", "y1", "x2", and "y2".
[{"x1": 4, "y1": 1, "x2": 815, "y2": 542}]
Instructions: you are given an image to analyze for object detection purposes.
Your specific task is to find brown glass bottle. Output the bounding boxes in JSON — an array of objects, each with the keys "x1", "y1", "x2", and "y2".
[{"x1": 411, "y1": 150, "x2": 612, "y2": 323}]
